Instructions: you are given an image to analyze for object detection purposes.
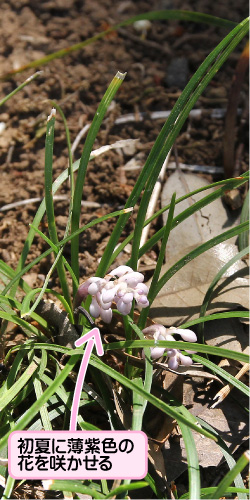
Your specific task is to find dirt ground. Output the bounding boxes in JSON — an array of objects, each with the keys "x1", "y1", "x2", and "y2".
[
  {"x1": 0, "y1": 0, "x2": 248, "y2": 286},
  {"x1": 0, "y1": 0, "x2": 249, "y2": 498}
]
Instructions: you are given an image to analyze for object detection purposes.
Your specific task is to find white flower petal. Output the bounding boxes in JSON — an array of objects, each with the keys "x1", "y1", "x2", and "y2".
[
  {"x1": 168, "y1": 355, "x2": 179, "y2": 370},
  {"x1": 143, "y1": 324, "x2": 167, "y2": 338},
  {"x1": 122, "y1": 292, "x2": 134, "y2": 304},
  {"x1": 88, "y1": 282, "x2": 100, "y2": 295},
  {"x1": 150, "y1": 347, "x2": 166, "y2": 359},
  {"x1": 100, "y1": 308, "x2": 112, "y2": 323},
  {"x1": 178, "y1": 353, "x2": 193, "y2": 366},
  {"x1": 109, "y1": 265, "x2": 133, "y2": 277},
  {"x1": 136, "y1": 295, "x2": 149, "y2": 307},
  {"x1": 96, "y1": 292, "x2": 112, "y2": 310},
  {"x1": 89, "y1": 298, "x2": 101, "y2": 318},
  {"x1": 101, "y1": 287, "x2": 117, "y2": 303},
  {"x1": 166, "y1": 348, "x2": 177, "y2": 358},
  {"x1": 171, "y1": 328, "x2": 197, "y2": 343},
  {"x1": 135, "y1": 283, "x2": 148, "y2": 294},
  {"x1": 117, "y1": 299, "x2": 131, "y2": 315},
  {"x1": 119, "y1": 271, "x2": 144, "y2": 287}
]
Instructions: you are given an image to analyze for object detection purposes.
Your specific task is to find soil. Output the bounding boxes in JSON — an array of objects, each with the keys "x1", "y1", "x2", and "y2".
[
  {"x1": 0, "y1": 0, "x2": 248, "y2": 286},
  {"x1": 0, "y1": 0, "x2": 248, "y2": 498}
]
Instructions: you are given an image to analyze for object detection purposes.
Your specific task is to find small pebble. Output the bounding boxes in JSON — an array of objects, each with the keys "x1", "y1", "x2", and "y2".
[{"x1": 166, "y1": 57, "x2": 189, "y2": 89}]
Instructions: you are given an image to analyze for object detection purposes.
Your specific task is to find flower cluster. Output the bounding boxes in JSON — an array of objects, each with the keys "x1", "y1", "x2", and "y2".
[
  {"x1": 75, "y1": 265, "x2": 149, "y2": 323},
  {"x1": 142, "y1": 324, "x2": 197, "y2": 370}
]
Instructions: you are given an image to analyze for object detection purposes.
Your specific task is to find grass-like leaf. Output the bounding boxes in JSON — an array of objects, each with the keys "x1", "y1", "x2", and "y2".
[
  {"x1": 178, "y1": 422, "x2": 200, "y2": 499},
  {"x1": 209, "y1": 451, "x2": 250, "y2": 499},
  {"x1": 239, "y1": 191, "x2": 249, "y2": 250},
  {"x1": 44, "y1": 110, "x2": 72, "y2": 308},
  {"x1": 71, "y1": 71, "x2": 126, "y2": 291},
  {"x1": 153, "y1": 221, "x2": 249, "y2": 300},
  {"x1": 97, "y1": 20, "x2": 249, "y2": 275}
]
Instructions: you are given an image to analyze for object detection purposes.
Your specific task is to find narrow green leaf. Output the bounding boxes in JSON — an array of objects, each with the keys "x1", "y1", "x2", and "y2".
[
  {"x1": 98, "y1": 19, "x2": 249, "y2": 276},
  {"x1": 179, "y1": 423, "x2": 200, "y2": 499},
  {"x1": 193, "y1": 354, "x2": 249, "y2": 397},
  {"x1": 154, "y1": 221, "x2": 249, "y2": 299},
  {"x1": 44, "y1": 110, "x2": 72, "y2": 308},
  {"x1": 104, "y1": 481, "x2": 148, "y2": 498},
  {"x1": 210, "y1": 451, "x2": 250, "y2": 499},
  {"x1": 239, "y1": 191, "x2": 249, "y2": 250},
  {"x1": 47, "y1": 480, "x2": 105, "y2": 499},
  {"x1": 0, "y1": 357, "x2": 38, "y2": 412},
  {"x1": 180, "y1": 486, "x2": 249, "y2": 499},
  {"x1": 88, "y1": 355, "x2": 218, "y2": 441},
  {"x1": 0, "y1": 72, "x2": 42, "y2": 106},
  {"x1": 71, "y1": 71, "x2": 126, "y2": 290},
  {"x1": 196, "y1": 417, "x2": 247, "y2": 499}
]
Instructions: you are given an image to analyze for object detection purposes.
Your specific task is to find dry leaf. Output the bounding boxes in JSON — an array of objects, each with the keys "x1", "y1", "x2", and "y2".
[
  {"x1": 149, "y1": 243, "x2": 248, "y2": 325},
  {"x1": 161, "y1": 171, "x2": 240, "y2": 260},
  {"x1": 204, "y1": 316, "x2": 249, "y2": 353},
  {"x1": 163, "y1": 376, "x2": 249, "y2": 480}
]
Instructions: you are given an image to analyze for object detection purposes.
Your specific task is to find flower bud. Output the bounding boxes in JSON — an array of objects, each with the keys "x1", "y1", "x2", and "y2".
[
  {"x1": 178, "y1": 353, "x2": 193, "y2": 366},
  {"x1": 170, "y1": 327, "x2": 197, "y2": 343},
  {"x1": 89, "y1": 298, "x2": 101, "y2": 318},
  {"x1": 100, "y1": 308, "x2": 112, "y2": 323},
  {"x1": 168, "y1": 355, "x2": 179, "y2": 370},
  {"x1": 110, "y1": 265, "x2": 133, "y2": 277}
]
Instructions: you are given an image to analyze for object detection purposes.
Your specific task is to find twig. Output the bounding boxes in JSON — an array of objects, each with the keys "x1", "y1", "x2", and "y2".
[
  {"x1": 118, "y1": 27, "x2": 171, "y2": 56},
  {"x1": 0, "y1": 196, "x2": 102, "y2": 212},
  {"x1": 123, "y1": 160, "x2": 224, "y2": 175},
  {"x1": 138, "y1": 150, "x2": 171, "y2": 265},
  {"x1": 71, "y1": 124, "x2": 90, "y2": 156},
  {"x1": 211, "y1": 363, "x2": 249, "y2": 408},
  {"x1": 114, "y1": 108, "x2": 242, "y2": 126}
]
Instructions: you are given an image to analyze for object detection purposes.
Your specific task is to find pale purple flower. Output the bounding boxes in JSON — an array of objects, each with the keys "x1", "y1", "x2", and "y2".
[
  {"x1": 74, "y1": 265, "x2": 149, "y2": 323},
  {"x1": 142, "y1": 323, "x2": 197, "y2": 369}
]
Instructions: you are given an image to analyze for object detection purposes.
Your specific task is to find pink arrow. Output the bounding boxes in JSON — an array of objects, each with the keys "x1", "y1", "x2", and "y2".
[{"x1": 70, "y1": 328, "x2": 104, "y2": 431}]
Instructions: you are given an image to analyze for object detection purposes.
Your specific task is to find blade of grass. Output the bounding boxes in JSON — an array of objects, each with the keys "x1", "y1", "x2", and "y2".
[
  {"x1": 28, "y1": 223, "x2": 78, "y2": 291},
  {"x1": 2, "y1": 207, "x2": 132, "y2": 297},
  {"x1": 101, "y1": 174, "x2": 249, "y2": 268},
  {"x1": 138, "y1": 193, "x2": 176, "y2": 329},
  {"x1": 45, "y1": 109, "x2": 72, "y2": 308},
  {"x1": 152, "y1": 221, "x2": 249, "y2": 300},
  {"x1": 195, "y1": 417, "x2": 247, "y2": 499},
  {"x1": 239, "y1": 191, "x2": 249, "y2": 250},
  {"x1": 97, "y1": 19, "x2": 249, "y2": 276},
  {"x1": 177, "y1": 310, "x2": 249, "y2": 329},
  {"x1": 46, "y1": 481, "x2": 105, "y2": 499},
  {"x1": 104, "y1": 482, "x2": 149, "y2": 499},
  {"x1": 0, "y1": 295, "x2": 48, "y2": 331},
  {"x1": 21, "y1": 287, "x2": 73, "y2": 322},
  {"x1": 30, "y1": 350, "x2": 53, "y2": 430},
  {"x1": 197, "y1": 245, "x2": 249, "y2": 342},
  {"x1": 102, "y1": 338, "x2": 249, "y2": 365},
  {"x1": 178, "y1": 423, "x2": 200, "y2": 499},
  {"x1": 71, "y1": 71, "x2": 126, "y2": 291},
  {"x1": 0, "y1": 355, "x2": 38, "y2": 412},
  {"x1": 0, "y1": 310, "x2": 43, "y2": 337},
  {"x1": 209, "y1": 451, "x2": 250, "y2": 499},
  {"x1": 0, "y1": 71, "x2": 42, "y2": 106},
  {"x1": 192, "y1": 354, "x2": 249, "y2": 397},
  {"x1": 180, "y1": 486, "x2": 249, "y2": 499}
]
